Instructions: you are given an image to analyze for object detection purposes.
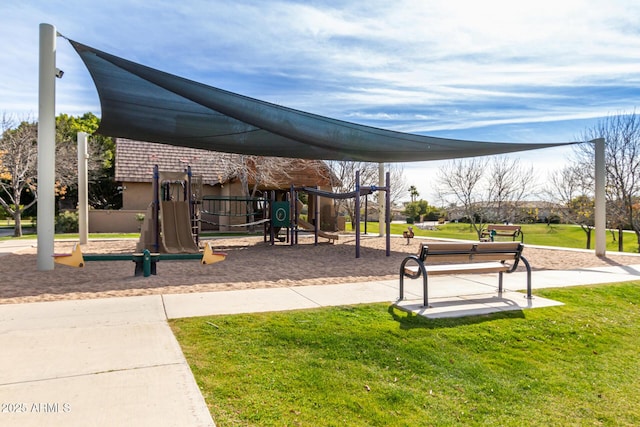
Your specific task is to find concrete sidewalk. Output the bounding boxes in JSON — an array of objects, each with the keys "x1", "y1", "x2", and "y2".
[{"x1": 2, "y1": 245, "x2": 640, "y2": 425}]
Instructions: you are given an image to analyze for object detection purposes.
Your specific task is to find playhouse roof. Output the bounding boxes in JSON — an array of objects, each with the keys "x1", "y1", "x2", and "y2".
[
  {"x1": 115, "y1": 139, "x2": 334, "y2": 188},
  {"x1": 115, "y1": 139, "x2": 232, "y2": 185}
]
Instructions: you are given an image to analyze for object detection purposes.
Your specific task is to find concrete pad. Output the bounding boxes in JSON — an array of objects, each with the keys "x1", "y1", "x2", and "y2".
[
  {"x1": 163, "y1": 287, "x2": 321, "y2": 319},
  {"x1": 461, "y1": 291, "x2": 564, "y2": 312},
  {"x1": 0, "y1": 364, "x2": 213, "y2": 427},
  {"x1": 0, "y1": 322, "x2": 184, "y2": 384},
  {"x1": 0, "y1": 295, "x2": 166, "y2": 332},
  {"x1": 395, "y1": 292, "x2": 563, "y2": 319},
  {"x1": 396, "y1": 297, "x2": 505, "y2": 318}
]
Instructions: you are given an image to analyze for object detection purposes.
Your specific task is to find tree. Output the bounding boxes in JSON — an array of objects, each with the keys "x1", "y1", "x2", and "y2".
[
  {"x1": 0, "y1": 114, "x2": 38, "y2": 237},
  {"x1": 408, "y1": 185, "x2": 419, "y2": 203},
  {"x1": 486, "y1": 156, "x2": 535, "y2": 223},
  {"x1": 221, "y1": 154, "x2": 328, "y2": 230},
  {"x1": 437, "y1": 155, "x2": 537, "y2": 238},
  {"x1": 55, "y1": 113, "x2": 120, "y2": 209},
  {"x1": 436, "y1": 157, "x2": 488, "y2": 238},
  {"x1": 403, "y1": 199, "x2": 437, "y2": 223},
  {"x1": 546, "y1": 164, "x2": 596, "y2": 249},
  {"x1": 325, "y1": 161, "x2": 405, "y2": 230},
  {"x1": 575, "y1": 111, "x2": 640, "y2": 252}
]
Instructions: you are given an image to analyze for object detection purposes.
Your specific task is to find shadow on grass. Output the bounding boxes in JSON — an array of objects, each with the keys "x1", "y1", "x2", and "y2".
[{"x1": 387, "y1": 304, "x2": 525, "y2": 330}]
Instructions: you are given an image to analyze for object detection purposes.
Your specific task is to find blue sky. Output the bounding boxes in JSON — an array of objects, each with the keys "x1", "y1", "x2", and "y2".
[{"x1": 2, "y1": 1, "x2": 640, "y2": 201}]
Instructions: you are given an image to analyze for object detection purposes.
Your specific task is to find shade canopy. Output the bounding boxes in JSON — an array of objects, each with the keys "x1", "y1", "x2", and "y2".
[{"x1": 70, "y1": 39, "x2": 577, "y2": 162}]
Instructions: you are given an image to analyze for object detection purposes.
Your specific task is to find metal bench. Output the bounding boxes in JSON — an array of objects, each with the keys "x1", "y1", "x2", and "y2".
[
  {"x1": 399, "y1": 242, "x2": 532, "y2": 307},
  {"x1": 481, "y1": 225, "x2": 524, "y2": 242}
]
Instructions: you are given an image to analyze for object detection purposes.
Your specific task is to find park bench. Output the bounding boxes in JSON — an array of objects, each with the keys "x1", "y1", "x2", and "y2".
[
  {"x1": 399, "y1": 241, "x2": 532, "y2": 307},
  {"x1": 481, "y1": 224, "x2": 524, "y2": 242}
]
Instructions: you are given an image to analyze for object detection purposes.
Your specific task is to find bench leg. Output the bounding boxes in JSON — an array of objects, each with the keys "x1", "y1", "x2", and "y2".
[
  {"x1": 423, "y1": 272, "x2": 429, "y2": 307},
  {"x1": 398, "y1": 257, "x2": 429, "y2": 307},
  {"x1": 521, "y1": 256, "x2": 532, "y2": 299},
  {"x1": 498, "y1": 271, "x2": 503, "y2": 293}
]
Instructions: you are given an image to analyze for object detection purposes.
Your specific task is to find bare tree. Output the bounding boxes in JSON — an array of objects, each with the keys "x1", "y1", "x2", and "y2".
[
  {"x1": 546, "y1": 164, "x2": 596, "y2": 249},
  {"x1": 575, "y1": 111, "x2": 640, "y2": 252},
  {"x1": 325, "y1": 161, "x2": 404, "y2": 229},
  {"x1": 0, "y1": 114, "x2": 38, "y2": 237},
  {"x1": 325, "y1": 161, "x2": 377, "y2": 229},
  {"x1": 437, "y1": 157, "x2": 488, "y2": 238},
  {"x1": 221, "y1": 154, "x2": 330, "y2": 230},
  {"x1": 486, "y1": 156, "x2": 536, "y2": 223}
]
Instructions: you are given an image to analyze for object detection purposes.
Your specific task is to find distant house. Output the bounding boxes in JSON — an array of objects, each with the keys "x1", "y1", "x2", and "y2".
[{"x1": 88, "y1": 138, "x2": 335, "y2": 233}]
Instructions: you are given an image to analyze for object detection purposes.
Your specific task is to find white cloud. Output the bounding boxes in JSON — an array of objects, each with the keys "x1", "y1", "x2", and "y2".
[{"x1": 2, "y1": 0, "x2": 639, "y2": 136}]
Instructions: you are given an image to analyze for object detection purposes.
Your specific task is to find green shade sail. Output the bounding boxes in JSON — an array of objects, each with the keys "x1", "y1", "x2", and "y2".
[{"x1": 70, "y1": 39, "x2": 577, "y2": 162}]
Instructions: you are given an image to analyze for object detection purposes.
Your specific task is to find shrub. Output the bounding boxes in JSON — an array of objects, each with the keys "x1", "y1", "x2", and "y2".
[{"x1": 55, "y1": 211, "x2": 79, "y2": 233}]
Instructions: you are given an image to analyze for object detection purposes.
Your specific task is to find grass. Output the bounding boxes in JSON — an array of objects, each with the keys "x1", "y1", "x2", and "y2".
[
  {"x1": 353, "y1": 222, "x2": 640, "y2": 253},
  {"x1": 171, "y1": 282, "x2": 640, "y2": 426}
]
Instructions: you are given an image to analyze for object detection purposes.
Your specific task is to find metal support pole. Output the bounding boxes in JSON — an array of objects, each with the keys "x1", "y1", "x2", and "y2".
[
  {"x1": 378, "y1": 162, "x2": 385, "y2": 237},
  {"x1": 314, "y1": 187, "x2": 320, "y2": 246},
  {"x1": 37, "y1": 23, "x2": 57, "y2": 270},
  {"x1": 386, "y1": 171, "x2": 391, "y2": 257},
  {"x1": 594, "y1": 138, "x2": 606, "y2": 257},
  {"x1": 269, "y1": 190, "x2": 275, "y2": 245},
  {"x1": 355, "y1": 170, "x2": 360, "y2": 258},
  {"x1": 153, "y1": 165, "x2": 160, "y2": 253},
  {"x1": 77, "y1": 132, "x2": 89, "y2": 245}
]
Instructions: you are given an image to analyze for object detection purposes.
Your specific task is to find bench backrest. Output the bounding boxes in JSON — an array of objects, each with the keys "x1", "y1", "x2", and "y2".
[
  {"x1": 417, "y1": 242, "x2": 523, "y2": 267},
  {"x1": 487, "y1": 225, "x2": 521, "y2": 232}
]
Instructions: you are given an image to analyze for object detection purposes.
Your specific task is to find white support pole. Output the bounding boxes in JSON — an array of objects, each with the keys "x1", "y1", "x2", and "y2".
[
  {"x1": 594, "y1": 138, "x2": 606, "y2": 257},
  {"x1": 37, "y1": 23, "x2": 57, "y2": 270},
  {"x1": 378, "y1": 162, "x2": 385, "y2": 237},
  {"x1": 78, "y1": 132, "x2": 89, "y2": 245}
]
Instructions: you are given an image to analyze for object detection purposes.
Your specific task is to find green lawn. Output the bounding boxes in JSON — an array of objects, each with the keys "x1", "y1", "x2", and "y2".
[
  {"x1": 171, "y1": 282, "x2": 640, "y2": 426},
  {"x1": 353, "y1": 222, "x2": 640, "y2": 253}
]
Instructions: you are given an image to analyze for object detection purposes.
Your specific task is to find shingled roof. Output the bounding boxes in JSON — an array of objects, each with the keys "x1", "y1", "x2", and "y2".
[
  {"x1": 114, "y1": 138, "x2": 334, "y2": 187},
  {"x1": 115, "y1": 138, "x2": 237, "y2": 185}
]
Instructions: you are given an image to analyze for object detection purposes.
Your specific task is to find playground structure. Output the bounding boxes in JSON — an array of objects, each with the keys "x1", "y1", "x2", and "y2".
[
  {"x1": 54, "y1": 164, "x2": 227, "y2": 276},
  {"x1": 55, "y1": 166, "x2": 389, "y2": 274},
  {"x1": 264, "y1": 170, "x2": 392, "y2": 258},
  {"x1": 137, "y1": 165, "x2": 201, "y2": 254},
  {"x1": 200, "y1": 195, "x2": 271, "y2": 232}
]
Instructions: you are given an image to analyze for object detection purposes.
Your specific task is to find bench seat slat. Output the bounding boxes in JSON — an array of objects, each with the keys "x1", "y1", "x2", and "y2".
[{"x1": 404, "y1": 261, "x2": 509, "y2": 276}]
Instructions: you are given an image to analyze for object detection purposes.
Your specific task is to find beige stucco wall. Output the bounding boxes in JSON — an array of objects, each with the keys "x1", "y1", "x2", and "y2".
[
  {"x1": 89, "y1": 209, "x2": 145, "y2": 233},
  {"x1": 122, "y1": 182, "x2": 153, "y2": 211},
  {"x1": 122, "y1": 181, "x2": 223, "y2": 210}
]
